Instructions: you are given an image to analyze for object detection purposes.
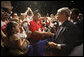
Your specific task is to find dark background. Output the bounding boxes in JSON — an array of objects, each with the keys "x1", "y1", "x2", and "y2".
[{"x1": 11, "y1": 1, "x2": 83, "y2": 16}]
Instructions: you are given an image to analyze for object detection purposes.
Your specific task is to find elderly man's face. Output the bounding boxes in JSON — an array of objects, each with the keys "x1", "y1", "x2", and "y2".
[{"x1": 57, "y1": 12, "x2": 65, "y2": 22}]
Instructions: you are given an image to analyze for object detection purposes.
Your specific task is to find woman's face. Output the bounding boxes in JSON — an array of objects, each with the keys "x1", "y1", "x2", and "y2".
[
  {"x1": 34, "y1": 13, "x2": 40, "y2": 21},
  {"x1": 13, "y1": 24, "x2": 20, "y2": 33}
]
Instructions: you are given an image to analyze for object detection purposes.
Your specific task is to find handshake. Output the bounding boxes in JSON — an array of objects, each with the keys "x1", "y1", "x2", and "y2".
[{"x1": 47, "y1": 41, "x2": 66, "y2": 50}]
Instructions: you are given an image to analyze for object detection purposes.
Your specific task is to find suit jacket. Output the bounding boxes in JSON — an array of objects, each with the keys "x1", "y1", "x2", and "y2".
[{"x1": 54, "y1": 20, "x2": 82, "y2": 55}]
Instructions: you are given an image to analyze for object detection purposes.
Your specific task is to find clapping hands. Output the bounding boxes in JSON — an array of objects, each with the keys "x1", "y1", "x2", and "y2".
[{"x1": 27, "y1": 7, "x2": 32, "y2": 11}]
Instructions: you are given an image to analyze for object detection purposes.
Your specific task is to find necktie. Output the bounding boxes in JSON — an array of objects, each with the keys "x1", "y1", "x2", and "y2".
[
  {"x1": 55, "y1": 26, "x2": 66, "y2": 40},
  {"x1": 55, "y1": 25, "x2": 63, "y2": 40}
]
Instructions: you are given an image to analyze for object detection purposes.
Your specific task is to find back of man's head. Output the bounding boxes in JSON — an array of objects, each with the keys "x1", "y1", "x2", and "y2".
[{"x1": 71, "y1": 8, "x2": 80, "y2": 16}]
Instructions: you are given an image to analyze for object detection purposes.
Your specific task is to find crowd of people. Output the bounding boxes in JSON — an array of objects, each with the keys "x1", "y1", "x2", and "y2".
[{"x1": 1, "y1": 6, "x2": 83, "y2": 56}]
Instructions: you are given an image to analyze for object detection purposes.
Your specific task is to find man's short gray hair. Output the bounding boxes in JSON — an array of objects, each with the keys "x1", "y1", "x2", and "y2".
[{"x1": 57, "y1": 7, "x2": 70, "y2": 17}]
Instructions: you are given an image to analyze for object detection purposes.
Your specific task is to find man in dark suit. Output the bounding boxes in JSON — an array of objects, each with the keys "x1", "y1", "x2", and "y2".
[
  {"x1": 69, "y1": 43, "x2": 83, "y2": 56},
  {"x1": 47, "y1": 7, "x2": 82, "y2": 56},
  {"x1": 70, "y1": 8, "x2": 83, "y2": 41}
]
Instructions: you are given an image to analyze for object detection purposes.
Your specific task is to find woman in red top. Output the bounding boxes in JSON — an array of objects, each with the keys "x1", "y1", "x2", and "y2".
[{"x1": 29, "y1": 10, "x2": 54, "y2": 44}]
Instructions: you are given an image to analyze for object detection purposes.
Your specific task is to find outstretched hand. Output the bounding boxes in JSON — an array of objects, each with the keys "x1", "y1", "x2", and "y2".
[{"x1": 48, "y1": 41, "x2": 57, "y2": 48}]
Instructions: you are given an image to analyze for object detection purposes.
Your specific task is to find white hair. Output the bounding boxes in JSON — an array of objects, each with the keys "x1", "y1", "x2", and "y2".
[{"x1": 57, "y1": 7, "x2": 70, "y2": 17}]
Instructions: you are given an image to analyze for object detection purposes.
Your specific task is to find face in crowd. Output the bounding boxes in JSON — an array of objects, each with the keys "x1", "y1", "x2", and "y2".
[
  {"x1": 70, "y1": 11, "x2": 75, "y2": 20},
  {"x1": 13, "y1": 23, "x2": 20, "y2": 33},
  {"x1": 56, "y1": 12, "x2": 66, "y2": 22},
  {"x1": 56, "y1": 7, "x2": 70, "y2": 22},
  {"x1": 34, "y1": 12, "x2": 41, "y2": 21}
]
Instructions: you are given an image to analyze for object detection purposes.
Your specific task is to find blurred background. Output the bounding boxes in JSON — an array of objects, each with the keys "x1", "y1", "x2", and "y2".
[{"x1": 1, "y1": 1, "x2": 83, "y2": 16}]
